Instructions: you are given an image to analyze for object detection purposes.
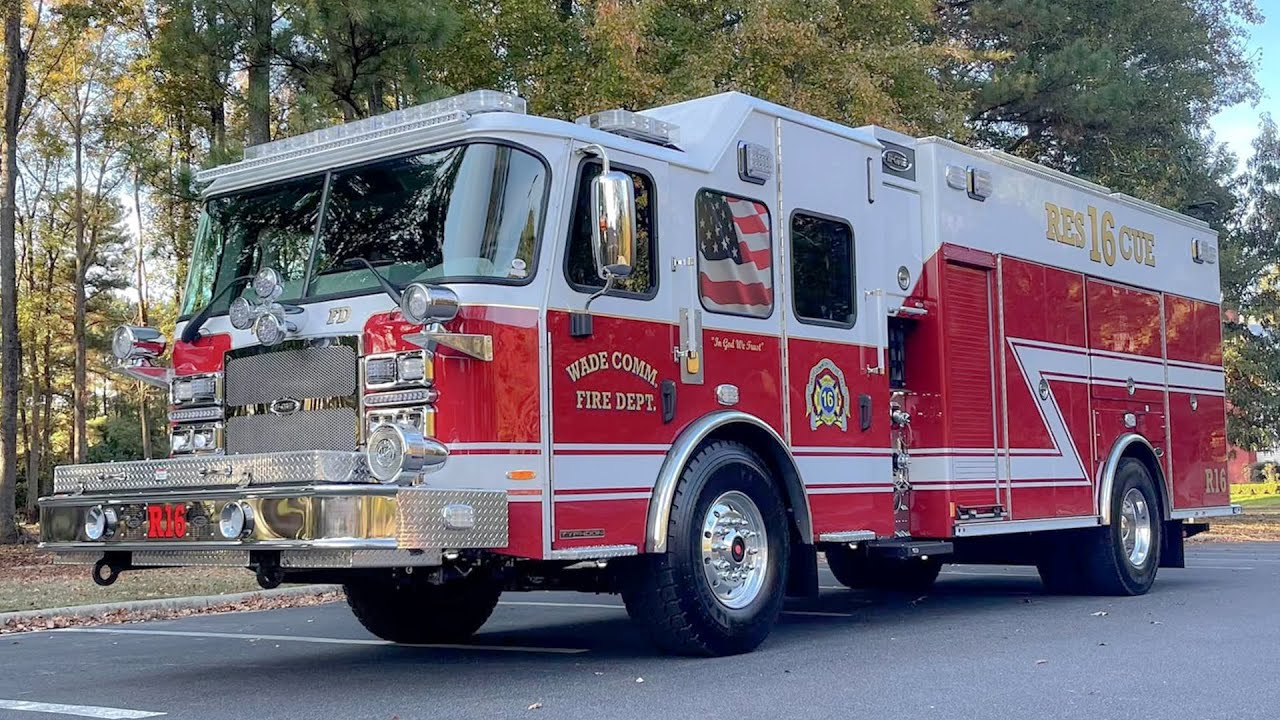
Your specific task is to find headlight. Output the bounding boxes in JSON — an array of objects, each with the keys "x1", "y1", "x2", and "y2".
[
  {"x1": 398, "y1": 354, "x2": 426, "y2": 382},
  {"x1": 364, "y1": 356, "x2": 397, "y2": 386},
  {"x1": 170, "y1": 373, "x2": 219, "y2": 406},
  {"x1": 218, "y1": 502, "x2": 254, "y2": 539},
  {"x1": 170, "y1": 428, "x2": 193, "y2": 454},
  {"x1": 192, "y1": 426, "x2": 217, "y2": 451},
  {"x1": 363, "y1": 351, "x2": 429, "y2": 389},
  {"x1": 366, "y1": 406, "x2": 433, "y2": 436},
  {"x1": 400, "y1": 283, "x2": 459, "y2": 325},
  {"x1": 229, "y1": 296, "x2": 255, "y2": 330},
  {"x1": 84, "y1": 505, "x2": 117, "y2": 541}
]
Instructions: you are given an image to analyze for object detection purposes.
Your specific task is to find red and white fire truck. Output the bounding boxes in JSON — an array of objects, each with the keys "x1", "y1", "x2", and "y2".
[{"x1": 40, "y1": 90, "x2": 1236, "y2": 656}]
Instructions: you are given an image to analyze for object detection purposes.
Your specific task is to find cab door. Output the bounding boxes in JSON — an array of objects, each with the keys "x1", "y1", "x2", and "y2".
[
  {"x1": 777, "y1": 120, "x2": 895, "y2": 539},
  {"x1": 546, "y1": 147, "x2": 673, "y2": 553}
]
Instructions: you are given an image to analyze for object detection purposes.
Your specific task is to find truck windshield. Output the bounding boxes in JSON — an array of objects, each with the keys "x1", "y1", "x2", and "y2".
[{"x1": 181, "y1": 142, "x2": 548, "y2": 317}]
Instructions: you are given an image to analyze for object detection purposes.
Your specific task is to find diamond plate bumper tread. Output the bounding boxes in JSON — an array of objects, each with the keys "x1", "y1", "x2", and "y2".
[
  {"x1": 396, "y1": 488, "x2": 508, "y2": 549},
  {"x1": 132, "y1": 550, "x2": 252, "y2": 567},
  {"x1": 279, "y1": 549, "x2": 443, "y2": 568},
  {"x1": 53, "y1": 450, "x2": 372, "y2": 495}
]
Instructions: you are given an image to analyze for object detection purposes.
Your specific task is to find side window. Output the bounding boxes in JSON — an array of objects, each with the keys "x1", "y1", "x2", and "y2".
[
  {"x1": 791, "y1": 212, "x2": 855, "y2": 326},
  {"x1": 696, "y1": 189, "x2": 773, "y2": 318},
  {"x1": 566, "y1": 161, "x2": 656, "y2": 296}
]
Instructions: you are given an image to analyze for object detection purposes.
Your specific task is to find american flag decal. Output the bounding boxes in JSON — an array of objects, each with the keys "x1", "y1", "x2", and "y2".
[{"x1": 697, "y1": 191, "x2": 773, "y2": 317}]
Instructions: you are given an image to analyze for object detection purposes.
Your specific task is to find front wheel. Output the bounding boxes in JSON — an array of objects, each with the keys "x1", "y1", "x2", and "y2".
[
  {"x1": 621, "y1": 440, "x2": 790, "y2": 656},
  {"x1": 344, "y1": 572, "x2": 502, "y2": 644}
]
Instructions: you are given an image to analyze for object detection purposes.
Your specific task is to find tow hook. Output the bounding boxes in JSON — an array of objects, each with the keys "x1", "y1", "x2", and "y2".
[
  {"x1": 256, "y1": 566, "x2": 285, "y2": 590},
  {"x1": 91, "y1": 556, "x2": 126, "y2": 587}
]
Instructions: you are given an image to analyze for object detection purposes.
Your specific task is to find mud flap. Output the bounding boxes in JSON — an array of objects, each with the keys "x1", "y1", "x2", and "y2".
[
  {"x1": 786, "y1": 542, "x2": 819, "y2": 598},
  {"x1": 1159, "y1": 520, "x2": 1185, "y2": 568}
]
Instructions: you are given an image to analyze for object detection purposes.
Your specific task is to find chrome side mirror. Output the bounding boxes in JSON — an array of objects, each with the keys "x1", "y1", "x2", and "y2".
[{"x1": 590, "y1": 169, "x2": 636, "y2": 281}]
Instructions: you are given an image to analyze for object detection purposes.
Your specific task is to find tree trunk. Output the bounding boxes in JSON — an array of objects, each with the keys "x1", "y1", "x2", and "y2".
[
  {"x1": 133, "y1": 171, "x2": 151, "y2": 459},
  {"x1": 22, "y1": 219, "x2": 36, "y2": 513},
  {"x1": 246, "y1": 0, "x2": 272, "y2": 146},
  {"x1": 72, "y1": 116, "x2": 87, "y2": 464},
  {"x1": 0, "y1": 0, "x2": 27, "y2": 542}
]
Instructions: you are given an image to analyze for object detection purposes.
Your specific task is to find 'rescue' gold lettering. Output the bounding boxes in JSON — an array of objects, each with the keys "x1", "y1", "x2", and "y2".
[
  {"x1": 564, "y1": 351, "x2": 659, "y2": 387},
  {"x1": 1044, "y1": 202, "x2": 1156, "y2": 268}
]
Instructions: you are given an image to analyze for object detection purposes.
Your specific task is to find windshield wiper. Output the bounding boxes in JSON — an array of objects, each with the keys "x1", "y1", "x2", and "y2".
[
  {"x1": 340, "y1": 257, "x2": 403, "y2": 305},
  {"x1": 180, "y1": 274, "x2": 253, "y2": 344}
]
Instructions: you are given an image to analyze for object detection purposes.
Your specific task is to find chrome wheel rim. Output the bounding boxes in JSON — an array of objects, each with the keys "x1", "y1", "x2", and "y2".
[
  {"x1": 1120, "y1": 487, "x2": 1153, "y2": 568},
  {"x1": 700, "y1": 490, "x2": 768, "y2": 609}
]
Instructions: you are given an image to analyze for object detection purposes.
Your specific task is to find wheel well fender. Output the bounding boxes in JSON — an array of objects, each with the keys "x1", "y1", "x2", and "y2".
[
  {"x1": 645, "y1": 410, "x2": 813, "y2": 554},
  {"x1": 1097, "y1": 433, "x2": 1171, "y2": 524}
]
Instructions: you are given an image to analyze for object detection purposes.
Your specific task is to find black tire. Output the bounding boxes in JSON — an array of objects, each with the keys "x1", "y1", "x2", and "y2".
[
  {"x1": 621, "y1": 440, "x2": 790, "y2": 656},
  {"x1": 825, "y1": 546, "x2": 943, "y2": 592},
  {"x1": 1037, "y1": 458, "x2": 1161, "y2": 596},
  {"x1": 1035, "y1": 534, "x2": 1084, "y2": 594},
  {"x1": 344, "y1": 572, "x2": 502, "y2": 644}
]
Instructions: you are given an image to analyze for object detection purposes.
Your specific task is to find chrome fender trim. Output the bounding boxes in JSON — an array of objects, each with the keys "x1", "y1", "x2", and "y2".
[
  {"x1": 1097, "y1": 433, "x2": 1171, "y2": 525},
  {"x1": 645, "y1": 410, "x2": 812, "y2": 554}
]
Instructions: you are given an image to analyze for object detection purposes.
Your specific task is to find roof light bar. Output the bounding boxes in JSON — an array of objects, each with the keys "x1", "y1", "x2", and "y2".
[
  {"x1": 576, "y1": 109, "x2": 680, "y2": 147},
  {"x1": 196, "y1": 90, "x2": 527, "y2": 183}
]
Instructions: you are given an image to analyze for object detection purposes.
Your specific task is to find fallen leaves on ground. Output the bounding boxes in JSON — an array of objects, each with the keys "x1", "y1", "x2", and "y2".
[
  {"x1": 1187, "y1": 513, "x2": 1280, "y2": 543},
  {"x1": 0, "y1": 589, "x2": 342, "y2": 635}
]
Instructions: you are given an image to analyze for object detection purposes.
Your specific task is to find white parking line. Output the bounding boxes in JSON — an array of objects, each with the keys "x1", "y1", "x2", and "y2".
[
  {"x1": 0, "y1": 699, "x2": 165, "y2": 719},
  {"x1": 52, "y1": 628, "x2": 587, "y2": 655}
]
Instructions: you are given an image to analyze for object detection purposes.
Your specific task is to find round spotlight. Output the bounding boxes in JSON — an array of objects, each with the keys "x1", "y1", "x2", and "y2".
[
  {"x1": 229, "y1": 296, "x2": 255, "y2": 330},
  {"x1": 111, "y1": 325, "x2": 165, "y2": 361},
  {"x1": 254, "y1": 312, "x2": 286, "y2": 347},
  {"x1": 84, "y1": 505, "x2": 116, "y2": 541},
  {"x1": 111, "y1": 326, "x2": 136, "y2": 361},
  {"x1": 365, "y1": 424, "x2": 447, "y2": 483},
  {"x1": 400, "y1": 283, "x2": 459, "y2": 325},
  {"x1": 218, "y1": 502, "x2": 253, "y2": 539},
  {"x1": 252, "y1": 267, "x2": 282, "y2": 299}
]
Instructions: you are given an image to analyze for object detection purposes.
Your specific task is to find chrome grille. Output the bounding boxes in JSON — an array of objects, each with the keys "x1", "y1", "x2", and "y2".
[
  {"x1": 226, "y1": 408, "x2": 359, "y2": 454},
  {"x1": 222, "y1": 341, "x2": 360, "y2": 455},
  {"x1": 225, "y1": 345, "x2": 358, "y2": 407}
]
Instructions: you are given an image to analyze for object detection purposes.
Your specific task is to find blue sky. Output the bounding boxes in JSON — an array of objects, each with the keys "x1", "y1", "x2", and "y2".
[{"x1": 1210, "y1": 1, "x2": 1280, "y2": 167}]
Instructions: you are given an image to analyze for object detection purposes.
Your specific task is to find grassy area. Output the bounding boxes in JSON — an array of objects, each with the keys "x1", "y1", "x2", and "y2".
[
  {"x1": 0, "y1": 541, "x2": 260, "y2": 614},
  {"x1": 1235, "y1": 495, "x2": 1280, "y2": 510}
]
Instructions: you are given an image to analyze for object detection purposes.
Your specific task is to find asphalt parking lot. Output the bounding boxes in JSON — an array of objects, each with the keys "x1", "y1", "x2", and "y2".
[{"x1": 1, "y1": 541, "x2": 1276, "y2": 720}]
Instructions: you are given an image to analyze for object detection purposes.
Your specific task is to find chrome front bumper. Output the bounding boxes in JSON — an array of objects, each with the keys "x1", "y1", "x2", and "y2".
[{"x1": 40, "y1": 452, "x2": 508, "y2": 570}]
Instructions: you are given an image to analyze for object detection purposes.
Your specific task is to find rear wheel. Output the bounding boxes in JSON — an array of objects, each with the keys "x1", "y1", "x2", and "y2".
[
  {"x1": 621, "y1": 440, "x2": 790, "y2": 656},
  {"x1": 825, "y1": 546, "x2": 943, "y2": 592},
  {"x1": 1037, "y1": 457, "x2": 1161, "y2": 596},
  {"x1": 344, "y1": 572, "x2": 502, "y2": 644}
]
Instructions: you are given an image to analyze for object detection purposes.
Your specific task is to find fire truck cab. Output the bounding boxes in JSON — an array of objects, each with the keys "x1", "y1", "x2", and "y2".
[{"x1": 40, "y1": 90, "x2": 1236, "y2": 656}]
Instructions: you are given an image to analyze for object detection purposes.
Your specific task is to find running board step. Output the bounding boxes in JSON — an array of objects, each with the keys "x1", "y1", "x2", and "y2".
[
  {"x1": 866, "y1": 540, "x2": 954, "y2": 560},
  {"x1": 547, "y1": 545, "x2": 639, "y2": 561}
]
